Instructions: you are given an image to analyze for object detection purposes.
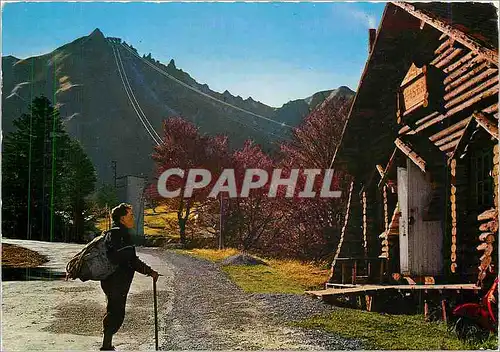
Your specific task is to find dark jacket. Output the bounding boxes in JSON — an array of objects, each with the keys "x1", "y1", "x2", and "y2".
[{"x1": 104, "y1": 225, "x2": 153, "y2": 280}]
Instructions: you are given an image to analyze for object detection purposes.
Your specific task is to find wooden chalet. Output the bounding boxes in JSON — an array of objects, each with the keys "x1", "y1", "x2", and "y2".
[{"x1": 325, "y1": 2, "x2": 499, "y2": 292}]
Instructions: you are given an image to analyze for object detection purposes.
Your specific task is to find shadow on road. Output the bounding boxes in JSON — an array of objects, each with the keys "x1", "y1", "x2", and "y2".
[{"x1": 2, "y1": 267, "x2": 66, "y2": 281}]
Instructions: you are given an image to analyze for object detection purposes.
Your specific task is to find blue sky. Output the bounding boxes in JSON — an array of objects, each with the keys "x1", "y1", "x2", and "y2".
[{"x1": 2, "y1": 2, "x2": 385, "y2": 107}]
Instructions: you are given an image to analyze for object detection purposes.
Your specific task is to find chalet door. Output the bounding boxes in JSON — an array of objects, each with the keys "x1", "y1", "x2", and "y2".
[
  {"x1": 406, "y1": 159, "x2": 443, "y2": 276},
  {"x1": 397, "y1": 167, "x2": 409, "y2": 274}
]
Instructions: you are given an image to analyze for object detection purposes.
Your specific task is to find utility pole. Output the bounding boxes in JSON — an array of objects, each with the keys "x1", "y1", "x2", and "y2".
[
  {"x1": 111, "y1": 160, "x2": 117, "y2": 188},
  {"x1": 219, "y1": 193, "x2": 224, "y2": 250}
]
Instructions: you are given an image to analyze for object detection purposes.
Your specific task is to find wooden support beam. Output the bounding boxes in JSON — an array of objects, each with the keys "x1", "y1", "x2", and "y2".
[
  {"x1": 448, "y1": 117, "x2": 477, "y2": 164},
  {"x1": 376, "y1": 165, "x2": 384, "y2": 177},
  {"x1": 392, "y1": 2, "x2": 498, "y2": 65},
  {"x1": 378, "y1": 148, "x2": 398, "y2": 188},
  {"x1": 473, "y1": 111, "x2": 499, "y2": 140},
  {"x1": 395, "y1": 138, "x2": 426, "y2": 172}
]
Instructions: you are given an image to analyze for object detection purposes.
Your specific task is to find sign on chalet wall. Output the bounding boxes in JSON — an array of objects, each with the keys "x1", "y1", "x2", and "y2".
[{"x1": 397, "y1": 63, "x2": 445, "y2": 124}]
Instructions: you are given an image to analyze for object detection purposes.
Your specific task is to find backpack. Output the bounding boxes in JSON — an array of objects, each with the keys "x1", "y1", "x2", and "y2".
[{"x1": 65, "y1": 229, "x2": 119, "y2": 282}]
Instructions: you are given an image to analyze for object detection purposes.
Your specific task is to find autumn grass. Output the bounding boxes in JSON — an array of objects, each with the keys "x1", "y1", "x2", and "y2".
[
  {"x1": 293, "y1": 308, "x2": 498, "y2": 350},
  {"x1": 180, "y1": 248, "x2": 240, "y2": 262},
  {"x1": 179, "y1": 248, "x2": 328, "y2": 293},
  {"x1": 96, "y1": 204, "x2": 180, "y2": 239}
]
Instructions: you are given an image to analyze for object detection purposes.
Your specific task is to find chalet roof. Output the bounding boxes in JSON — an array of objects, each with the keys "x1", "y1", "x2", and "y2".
[
  {"x1": 394, "y1": 2, "x2": 498, "y2": 64},
  {"x1": 410, "y1": 2, "x2": 498, "y2": 51},
  {"x1": 332, "y1": 2, "x2": 498, "y2": 184}
]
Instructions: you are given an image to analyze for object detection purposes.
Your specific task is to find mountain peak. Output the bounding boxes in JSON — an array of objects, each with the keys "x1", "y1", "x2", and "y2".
[
  {"x1": 167, "y1": 59, "x2": 176, "y2": 69},
  {"x1": 89, "y1": 28, "x2": 105, "y2": 39}
]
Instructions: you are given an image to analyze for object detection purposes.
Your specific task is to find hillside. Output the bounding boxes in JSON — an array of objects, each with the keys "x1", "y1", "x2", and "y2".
[{"x1": 2, "y1": 28, "x2": 354, "y2": 183}]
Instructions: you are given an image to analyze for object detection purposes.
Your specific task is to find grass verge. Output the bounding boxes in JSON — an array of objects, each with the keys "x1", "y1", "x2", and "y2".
[
  {"x1": 181, "y1": 248, "x2": 498, "y2": 350},
  {"x1": 293, "y1": 308, "x2": 497, "y2": 350},
  {"x1": 179, "y1": 248, "x2": 328, "y2": 294}
]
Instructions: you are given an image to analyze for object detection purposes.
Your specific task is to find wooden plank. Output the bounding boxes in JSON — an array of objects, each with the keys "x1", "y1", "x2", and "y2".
[
  {"x1": 478, "y1": 208, "x2": 497, "y2": 221},
  {"x1": 407, "y1": 159, "x2": 443, "y2": 275},
  {"x1": 479, "y1": 233, "x2": 496, "y2": 242},
  {"x1": 398, "y1": 166, "x2": 409, "y2": 274},
  {"x1": 392, "y1": 3, "x2": 498, "y2": 65},
  {"x1": 444, "y1": 55, "x2": 483, "y2": 83},
  {"x1": 395, "y1": 138, "x2": 426, "y2": 172},
  {"x1": 417, "y1": 86, "x2": 498, "y2": 133},
  {"x1": 444, "y1": 51, "x2": 477, "y2": 74},
  {"x1": 431, "y1": 46, "x2": 456, "y2": 66},
  {"x1": 444, "y1": 75, "x2": 498, "y2": 109},
  {"x1": 305, "y1": 283, "x2": 480, "y2": 297},
  {"x1": 435, "y1": 38, "x2": 454, "y2": 55},
  {"x1": 439, "y1": 139, "x2": 460, "y2": 152},
  {"x1": 445, "y1": 62, "x2": 490, "y2": 91},
  {"x1": 435, "y1": 48, "x2": 464, "y2": 69},
  {"x1": 444, "y1": 69, "x2": 497, "y2": 101},
  {"x1": 435, "y1": 129, "x2": 466, "y2": 147},
  {"x1": 429, "y1": 117, "x2": 472, "y2": 142},
  {"x1": 473, "y1": 112, "x2": 499, "y2": 140}
]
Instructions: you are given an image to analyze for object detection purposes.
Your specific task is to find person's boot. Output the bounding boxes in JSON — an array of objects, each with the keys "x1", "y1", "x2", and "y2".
[{"x1": 100, "y1": 333, "x2": 115, "y2": 350}]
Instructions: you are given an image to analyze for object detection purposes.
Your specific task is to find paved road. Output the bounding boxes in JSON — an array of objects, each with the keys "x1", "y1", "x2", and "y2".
[{"x1": 1, "y1": 239, "x2": 361, "y2": 351}]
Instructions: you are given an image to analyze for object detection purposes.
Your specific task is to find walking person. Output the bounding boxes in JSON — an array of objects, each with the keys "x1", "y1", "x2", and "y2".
[{"x1": 100, "y1": 203, "x2": 159, "y2": 351}]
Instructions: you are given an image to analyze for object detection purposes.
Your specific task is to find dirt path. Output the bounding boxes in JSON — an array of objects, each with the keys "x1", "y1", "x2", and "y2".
[
  {"x1": 160, "y1": 251, "x2": 361, "y2": 350},
  {"x1": 1, "y1": 240, "x2": 361, "y2": 350}
]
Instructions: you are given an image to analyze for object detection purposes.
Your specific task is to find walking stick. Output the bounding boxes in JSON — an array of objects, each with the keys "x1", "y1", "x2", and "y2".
[{"x1": 153, "y1": 278, "x2": 159, "y2": 351}]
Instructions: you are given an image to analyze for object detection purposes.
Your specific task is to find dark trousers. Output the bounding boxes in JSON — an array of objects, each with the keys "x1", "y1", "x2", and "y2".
[{"x1": 101, "y1": 268, "x2": 134, "y2": 335}]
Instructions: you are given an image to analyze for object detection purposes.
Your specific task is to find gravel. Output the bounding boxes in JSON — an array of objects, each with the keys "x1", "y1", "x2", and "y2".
[
  {"x1": 161, "y1": 251, "x2": 364, "y2": 350},
  {"x1": 251, "y1": 293, "x2": 337, "y2": 323},
  {"x1": 221, "y1": 253, "x2": 268, "y2": 266}
]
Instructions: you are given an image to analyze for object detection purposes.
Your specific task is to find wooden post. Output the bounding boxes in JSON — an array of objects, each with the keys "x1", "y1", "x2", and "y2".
[
  {"x1": 441, "y1": 299, "x2": 447, "y2": 322},
  {"x1": 365, "y1": 295, "x2": 373, "y2": 312},
  {"x1": 329, "y1": 181, "x2": 355, "y2": 282},
  {"x1": 352, "y1": 260, "x2": 357, "y2": 285},
  {"x1": 379, "y1": 259, "x2": 384, "y2": 284},
  {"x1": 450, "y1": 159, "x2": 457, "y2": 273},
  {"x1": 384, "y1": 186, "x2": 389, "y2": 233},
  {"x1": 424, "y1": 300, "x2": 429, "y2": 322},
  {"x1": 341, "y1": 263, "x2": 346, "y2": 284},
  {"x1": 363, "y1": 191, "x2": 367, "y2": 257}
]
